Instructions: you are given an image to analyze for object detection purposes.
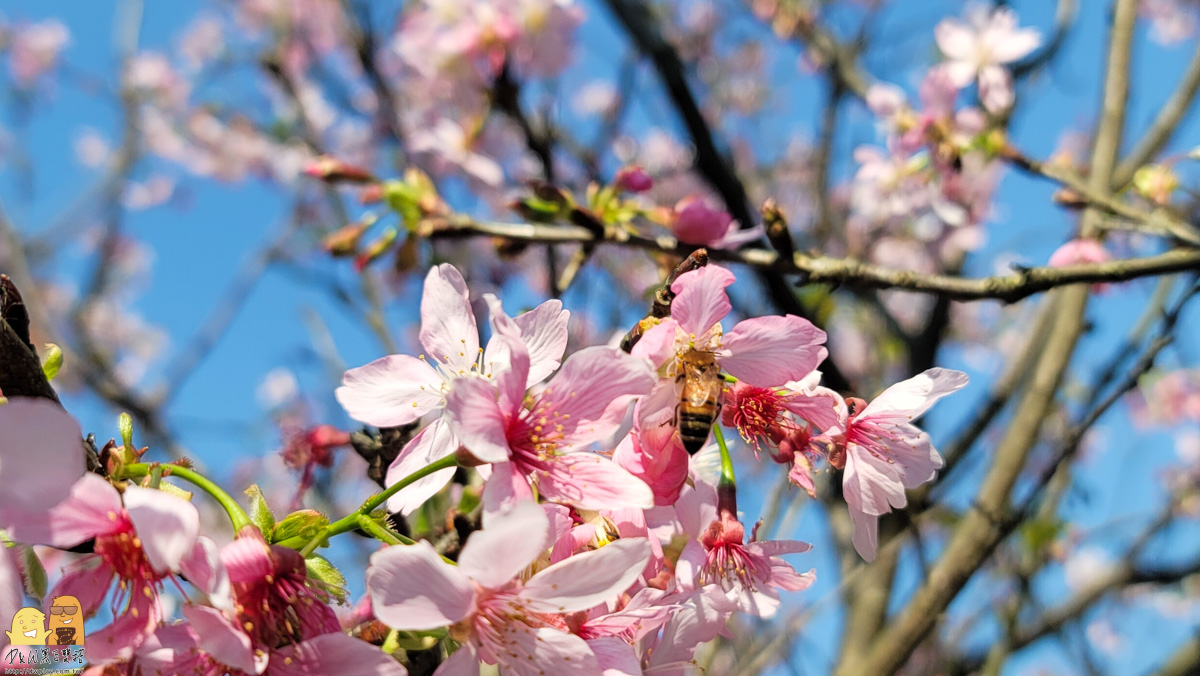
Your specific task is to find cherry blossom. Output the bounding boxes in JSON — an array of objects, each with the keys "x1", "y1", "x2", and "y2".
[
  {"x1": 337, "y1": 265, "x2": 568, "y2": 515},
  {"x1": 634, "y1": 265, "x2": 828, "y2": 388},
  {"x1": 823, "y1": 368, "x2": 969, "y2": 561},
  {"x1": 446, "y1": 328, "x2": 657, "y2": 512},
  {"x1": 674, "y1": 479, "x2": 815, "y2": 617},
  {"x1": 336, "y1": 263, "x2": 568, "y2": 428},
  {"x1": 4, "y1": 475, "x2": 210, "y2": 662},
  {"x1": 367, "y1": 500, "x2": 650, "y2": 675},
  {"x1": 935, "y1": 5, "x2": 1040, "y2": 112}
]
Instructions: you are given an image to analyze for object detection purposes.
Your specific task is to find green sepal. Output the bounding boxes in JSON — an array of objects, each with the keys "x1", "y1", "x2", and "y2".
[
  {"x1": 41, "y1": 344, "x2": 63, "y2": 381},
  {"x1": 272, "y1": 509, "x2": 329, "y2": 549},
  {"x1": 244, "y1": 485, "x2": 276, "y2": 537},
  {"x1": 305, "y1": 554, "x2": 349, "y2": 604}
]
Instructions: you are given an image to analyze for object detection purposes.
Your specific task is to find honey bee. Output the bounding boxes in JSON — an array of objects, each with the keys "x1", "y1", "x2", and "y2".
[{"x1": 675, "y1": 349, "x2": 724, "y2": 455}]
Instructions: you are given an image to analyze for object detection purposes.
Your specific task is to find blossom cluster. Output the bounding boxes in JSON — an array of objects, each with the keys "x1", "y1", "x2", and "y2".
[{"x1": 0, "y1": 260, "x2": 965, "y2": 674}]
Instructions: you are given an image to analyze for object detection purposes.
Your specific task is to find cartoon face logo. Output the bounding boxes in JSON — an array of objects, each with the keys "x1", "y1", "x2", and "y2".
[
  {"x1": 5, "y1": 607, "x2": 49, "y2": 645},
  {"x1": 46, "y1": 596, "x2": 84, "y2": 646}
]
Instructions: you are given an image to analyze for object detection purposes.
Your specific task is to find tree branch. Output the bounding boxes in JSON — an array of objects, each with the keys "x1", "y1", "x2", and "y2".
[
  {"x1": 842, "y1": 1, "x2": 1139, "y2": 671},
  {"x1": 420, "y1": 216, "x2": 1200, "y2": 301},
  {"x1": 1112, "y1": 38, "x2": 1200, "y2": 188}
]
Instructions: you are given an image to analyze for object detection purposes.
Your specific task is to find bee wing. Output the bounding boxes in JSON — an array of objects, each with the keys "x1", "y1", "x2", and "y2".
[{"x1": 683, "y1": 361, "x2": 724, "y2": 407}]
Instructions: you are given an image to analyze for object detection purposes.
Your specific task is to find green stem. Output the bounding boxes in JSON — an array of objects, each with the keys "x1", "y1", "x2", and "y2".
[
  {"x1": 713, "y1": 423, "x2": 736, "y2": 488},
  {"x1": 356, "y1": 514, "x2": 410, "y2": 546},
  {"x1": 123, "y1": 463, "x2": 252, "y2": 532},
  {"x1": 300, "y1": 453, "x2": 459, "y2": 557}
]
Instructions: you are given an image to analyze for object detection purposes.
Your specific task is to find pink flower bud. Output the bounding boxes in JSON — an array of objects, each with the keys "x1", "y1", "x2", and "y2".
[
  {"x1": 303, "y1": 155, "x2": 375, "y2": 184},
  {"x1": 615, "y1": 165, "x2": 653, "y2": 193},
  {"x1": 672, "y1": 197, "x2": 732, "y2": 245}
]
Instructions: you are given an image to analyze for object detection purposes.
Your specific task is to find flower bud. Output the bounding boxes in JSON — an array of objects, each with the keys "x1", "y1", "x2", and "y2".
[
  {"x1": 1133, "y1": 164, "x2": 1179, "y2": 205},
  {"x1": 615, "y1": 165, "x2": 653, "y2": 193},
  {"x1": 672, "y1": 197, "x2": 732, "y2": 245},
  {"x1": 303, "y1": 155, "x2": 376, "y2": 184}
]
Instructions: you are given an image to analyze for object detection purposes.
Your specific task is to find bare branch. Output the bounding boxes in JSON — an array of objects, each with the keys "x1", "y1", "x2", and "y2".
[
  {"x1": 421, "y1": 216, "x2": 1200, "y2": 301},
  {"x1": 1113, "y1": 39, "x2": 1200, "y2": 188}
]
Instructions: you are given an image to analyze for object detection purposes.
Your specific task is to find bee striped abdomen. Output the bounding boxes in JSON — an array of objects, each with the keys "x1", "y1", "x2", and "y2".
[{"x1": 675, "y1": 349, "x2": 724, "y2": 455}]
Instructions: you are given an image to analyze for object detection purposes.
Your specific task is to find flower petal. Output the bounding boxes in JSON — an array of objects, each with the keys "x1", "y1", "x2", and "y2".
[
  {"x1": 859, "y1": 368, "x2": 969, "y2": 423},
  {"x1": 182, "y1": 605, "x2": 256, "y2": 675},
  {"x1": 445, "y1": 377, "x2": 512, "y2": 464},
  {"x1": 934, "y1": 19, "x2": 975, "y2": 62},
  {"x1": 0, "y1": 398, "x2": 84, "y2": 514},
  {"x1": 849, "y1": 507, "x2": 880, "y2": 562},
  {"x1": 522, "y1": 538, "x2": 650, "y2": 613},
  {"x1": 337, "y1": 355, "x2": 444, "y2": 427},
  {"x1": 180, "y1": 536, "x2": 232, "y2": 612},
  {"x1": 480, "y1": 461, "x2": 534, "y2": 518},
  {"x1": 458, "y1": 499, "x2": 549, "y2": 587},
  {"x1": 368, "y1": 540, "x2": 476, "y2": 630},
  {"x1": 85, "y1": 589, "x2": 158, "y2": 662},
  {"x1": 536, "y1": 453, "x2": 654, "y2": 511},
  {"x1": 843, "y1": 443, "x2": 907, "y2": 517},
  {"x1": 433, "y1": 642, "x2": 479, "y2": 676},
  {"x1": 669, "y1": 266, "x2": 735, "y2": 337},
  {"x1": 49, "y1": 558, "x2": 114, "y2": 618},
  {"x1": 630, "y1": 319, "x2": 680, "y2": 369},
  {"x1": 420, "y1": 263, "x2": 479, "y2": 371},
  {"x1": 513, "y1": 299, "x2": 570, "y2": 387},
  {"x1": 588, "y1": 637, "x2": 640, "y2": 676},
  {"x1": 501, "y1": 627, "x2": 600, "y2": 676},
  {"x1": 272, "y1": 632, "x2": 409, "y2": 676},
  {"x1": 539, "y1": 347, "x2": 656, "y2": 449},
  {"x1": 385, "y1": 419, "x2": 459, "y2": 516},
  {"x1": 4, "y1": 473, "x2": 122, "y2": 548},
  {"x1": 720, "y1": 315, "x2": 827, "y2": 387},
  {"x1": 125, "y1": 485, "x2": 201, "y2": 574}
]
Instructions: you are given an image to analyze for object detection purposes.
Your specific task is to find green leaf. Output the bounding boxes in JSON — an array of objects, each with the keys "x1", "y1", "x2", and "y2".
[
  {"x1": 17, "y1": 545, "x2": 46, "y2": 601},
  {"x1": 272, "y1": 509, "x2": 329, "y2": 549},
  {"x1": 40, "y1": 344, "x2": 63, "y2": 381},
  {"x1": 244, "y1": 484, "x2": 276, "y2": 536},
  {"x1": 305, "y1": 554, "x2": 349, "y2": 604},
  {"x1": 119, "y1": 413, "x2": 134, "y2": 451}
]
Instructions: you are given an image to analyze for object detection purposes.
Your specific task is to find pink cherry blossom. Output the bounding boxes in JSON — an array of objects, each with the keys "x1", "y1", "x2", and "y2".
[
  {"x1": 221, "y1": 528, "x2": 341, "y2": 651},
  {"x1": 674, "y1": 480, "x2": 814, "y2": 617},
  {"x1": 409, "y1": 119, "x2": 504, "y2": 187},
  {"x1": 1048, "y1": 238, "x2": 1111, "y2": 267},
  {"x1": 0, "y1": 398, "x2": 85, "y2": 518},
  {"x1": 826, "y1": 368, "x2": 969, "y2": 561},
  {"x1": 128, "y1": 611, "x2": 407, "y2": 675},
  {"x1": 614, "y1": 382, "x2": 690, "y2": 506},
  {"x1": 635, "y1": 585, "x2": 737, "y2": 673},
  {"x1": 5, "y1": 475, "x2": 209, "y2": 662},
  {"x1": 9, "y1": 19, "x2": 70, "y2": 88},
  {"x1": 935, "y1": 5, "x2": 1040, "y2": 112},
  {"x1": 367, "y1": 500, "x2": 651, "y2": 676},
  {"x1": 446, "y1": 329, "x2": 657, "y2": 513},
  {"x1": 337, "y1": 263, "x2": 568, "y2": 428},
  {"x1": 720, "y1": 370, "x2": 843, "y2": 459},
  {"x1": 634, "y1": 265, "x2": 828, "y2": 388}
]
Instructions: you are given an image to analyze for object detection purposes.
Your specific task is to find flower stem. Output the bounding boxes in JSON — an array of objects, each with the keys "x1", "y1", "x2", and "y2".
[
  {"x1": 123, "y1": 463, "x2": 252, "y2": 532},
  {"x1": 713, "y1": 423, "x2": 736, "y2": 488},
  {"x1": 300, "y1": 453, "x2": 460, "y2": 557},
  {"x1": 356, "y1": 514, "x2": 410, "y2": 546}
]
